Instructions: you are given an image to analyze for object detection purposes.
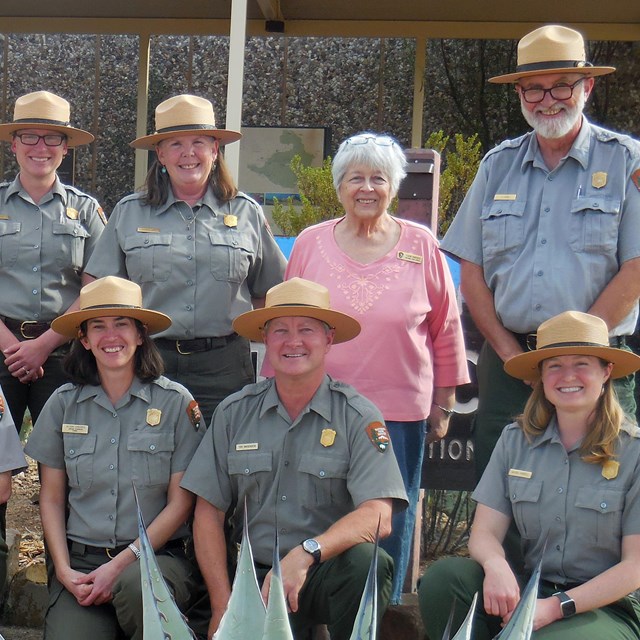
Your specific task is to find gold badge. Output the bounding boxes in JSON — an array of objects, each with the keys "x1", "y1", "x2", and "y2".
[
  {"x1": 187, "y1": 400, "x2": 202, "y2": 430},
  {"x1": 66, "y1": 207, "x2": 79, "y2": 220},
  {"x1": 146, "y1": 408, "x2": 162, "y2": 426},
  {"x1": 320, "y1": 429, "x2": 336, "y2": 447},
  {"x1": 397, "y1": 251, "x2": 423, "y2": 264},
  {"x1": 224, "y1": 214, "x2": 238, "y2": 228},
  {"x1": 592, "y1": 172, "x2": 607, "y2": 189},
  {"x1": 602, "y1": 459, "x2": 619, "y2": 480},
  {"x1": 365, "y1": 422, "x2": 390, "y2": 453}
]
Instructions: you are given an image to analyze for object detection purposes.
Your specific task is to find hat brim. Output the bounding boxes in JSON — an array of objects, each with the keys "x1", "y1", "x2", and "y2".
[
  {"x1": 232, "y1": 306, "x2": 361, "y2": 344},
  {"x1": 504, "y1": 345, "x2": 640, "y2": 380},
  {"x1": 130, "y1": 127, "x2": 242, "y2": 150},
  {"x1": 51, "y1": 307, "x2": 172, "y2": 339},
  {"x1": 489, "y1": 65, "x2": 615, "y2": 84},
  {"x1": 0, "y1": 122, "x2": 94, "y2": 147}
]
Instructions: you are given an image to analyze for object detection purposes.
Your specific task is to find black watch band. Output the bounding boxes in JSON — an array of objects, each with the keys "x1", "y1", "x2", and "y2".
[
  {"x1": 553, "y1": 591, "x2": 576, "y2": 618},
  {"x1": 301, "y1": 538, "x2": 321, "y2": 565}
]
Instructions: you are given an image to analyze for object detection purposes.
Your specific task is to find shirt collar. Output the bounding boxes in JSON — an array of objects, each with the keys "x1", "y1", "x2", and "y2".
[
  {"x1": 154, "y1": 183, "x2": 222, "y2": 216},
  {"x1": 7, "y1": 174, "x2": 66, "y2": 204},
  {"x1": 259, "y1": 375, "x2": 333, "y2": 424},
  {"x1": 531, "y1": 414, "x2": 584, "y2": 452},
  {"x1": 77, "y1": 376, "x2": 149, "y2": 409}
]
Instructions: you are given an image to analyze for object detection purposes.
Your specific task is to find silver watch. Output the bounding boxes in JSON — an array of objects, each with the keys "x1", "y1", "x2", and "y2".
[{"x1": 301, "y1": 538, "x2": 321, "y2": 565}]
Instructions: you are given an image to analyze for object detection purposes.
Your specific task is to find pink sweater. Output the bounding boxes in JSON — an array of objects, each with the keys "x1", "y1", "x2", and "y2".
[{"x1": 282, "y1": 217, "x2": 469, "y2": 421}]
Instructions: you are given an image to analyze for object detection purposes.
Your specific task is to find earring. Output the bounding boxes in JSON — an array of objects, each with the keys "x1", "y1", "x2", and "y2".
[{"x1": 161, "y1": 165, "x2": 167, "y2": 174}]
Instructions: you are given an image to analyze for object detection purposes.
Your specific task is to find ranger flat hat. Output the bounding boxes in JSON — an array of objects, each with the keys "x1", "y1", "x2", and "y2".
[
  {"x1": 489, "y1": 25, "x2": 615, "y2": 84},
  {"x1": 52, "y1": 276, "x2": 171, "y2": 338},
  {"x1": 504, "y1": 311, "x2": 640, "y2": 381},
  {"x1": 130, "y1": 94, "x2": 242, "y2": 149},
  {"x1": 0, "y1": 91, "x2": 94, "y2": 146},
  {"x1": 232, "y1": 278, "x2": 361, "y2": 344}
]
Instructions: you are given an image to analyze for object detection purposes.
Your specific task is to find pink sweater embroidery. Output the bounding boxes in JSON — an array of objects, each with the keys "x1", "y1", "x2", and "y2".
[{"x1": 282, "y1": 217, "x2": 469, "y2": 421}]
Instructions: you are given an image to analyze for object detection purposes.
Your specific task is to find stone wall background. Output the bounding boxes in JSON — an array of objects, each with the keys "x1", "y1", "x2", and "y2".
[{"x1": 0, "y1": 33, "x2": 638, "y2": 215}]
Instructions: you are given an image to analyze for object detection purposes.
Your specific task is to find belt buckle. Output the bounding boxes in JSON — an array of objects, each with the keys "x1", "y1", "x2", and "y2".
[
  {"x1": 106, "y1": 547, "x2": 116, "y2": 559},
  {"x1": 525, "y1": 333, "x2": 537, "y2": 351},
  {"x1": 20, "y1": 320, "x2": 38, "y2": 340},
  {"x1": 176, "y1": 340, "x2": 194, "y2": 355}
]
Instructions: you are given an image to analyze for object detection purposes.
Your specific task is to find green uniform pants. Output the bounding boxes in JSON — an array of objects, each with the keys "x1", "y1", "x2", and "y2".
[
  {"x1": 419, "y1": 557, "x2": 640, "y2": 640},
  {"x1": 44, "y1": 545, "x2": 197, "y2": 640}
]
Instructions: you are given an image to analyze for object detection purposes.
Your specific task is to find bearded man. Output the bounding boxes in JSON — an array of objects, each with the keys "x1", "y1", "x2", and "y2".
[{"x1": 440, "y1": 24, "x2": 640, "y2": 481}]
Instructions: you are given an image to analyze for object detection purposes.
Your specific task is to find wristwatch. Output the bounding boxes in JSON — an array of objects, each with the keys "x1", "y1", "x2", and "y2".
[
  {"x1": 553, "y1": 591, "x2": 576, "y2": 618},
  {"x1": 301, "y1": 538, "x2": 322, "y2": 565}
]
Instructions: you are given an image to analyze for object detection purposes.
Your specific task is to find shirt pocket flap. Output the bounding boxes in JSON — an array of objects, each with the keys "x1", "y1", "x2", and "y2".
[
  {"x1": 480, "y1": 200, "x2": 526, "y2": 220},
  {"x1": 124, "y1": 233, "x2": 172, "y2": 250},
  {"x1": 228, "y1": 452, "x2": 273, "y2": 476},
  {"x1": 0, "y1": 221, "x2": 21, "y2": 235},
  {"x1": 575, "y1": 487, "x2": 625, "y2": 514},
  {"x1": 127, "y1": 431, "x2": 175, "y2": 454},
  {"x1": 64, "y1": 434, "x2": 97, "y2": 457},
  {"x1": 570, "y1": 197, "x2": 621, "y2": 215},
  {"x1": 208, "y1": 230, "x2": 253, "y2": 252},
  {"x1": 52, "y1": 222, "x2": 91, "y2": 238},
  {"x1": 298, "y1": 454, "x2": 349, "y2": 479},
  {"x1": 507, "y1": 477, "x2": 542, "y2": 503}
]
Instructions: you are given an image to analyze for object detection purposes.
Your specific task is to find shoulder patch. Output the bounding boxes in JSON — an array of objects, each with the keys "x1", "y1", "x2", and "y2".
[
  {"x1": 186, "y1": 400, "x2": 202, "y2": 431},
  {"x1": 632, "y1": 169, "x2": 640, "y2": 192},
  {"x1": 97, "y1": 206, "x2": 107, "y2": 225},
  {"x1": 366, "y1": 421, "x2": 390, "y2": 453},
  {"x1": 0, "y1": 393, "x2": 4, "y2": 420}
]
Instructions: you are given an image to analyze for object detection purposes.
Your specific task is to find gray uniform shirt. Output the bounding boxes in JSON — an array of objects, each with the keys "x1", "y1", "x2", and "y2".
[
  {"x1": 25, "y1": 376, "x2": 203, "y2": 546},
  {"x1": 181, "y1": 375, "x2": 408, "y2": 565},
  {"x1": 474, "y1": 419, "x2": 640, "y2": 584},
  {"x1": 0, "y1": 175, "x2": 105, "y2": 321},
  {"x1": 441, "y1": 118, "x2": 640, "y2": 335},
  {"x1": 0, "y1": 386, "x2": 27, "y2": 474},
  {"x1": 85, "y1": 187, "x2": 286, "y2": 339}
]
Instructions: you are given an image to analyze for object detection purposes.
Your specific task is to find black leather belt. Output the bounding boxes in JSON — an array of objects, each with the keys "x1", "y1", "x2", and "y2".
[
  {"x1": 513, "y1": 332, "x2": 628, "y2": 351},
  {"x1": 541, "y1": 579, "x2": 583, "y2": 592},
  {"x1": 155, "y1": 333, "x2": 239, "y2": 355},
  {"x1": 1, "y1": 316, "x2": 51, "y2": 339},
  {"x1": 69, "y1": 538, "x2": 185, "y2": 558}
]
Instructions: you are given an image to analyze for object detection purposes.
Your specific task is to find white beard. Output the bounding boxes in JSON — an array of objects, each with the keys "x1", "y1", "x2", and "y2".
[{"x1": 521, "y1": 87, "x2": 586, "y2": 140}]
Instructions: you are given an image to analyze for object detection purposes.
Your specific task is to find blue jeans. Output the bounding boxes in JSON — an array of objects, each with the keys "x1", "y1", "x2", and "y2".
[{"x1": 380, "y1": 419, "x2": 427, "y2": 605}]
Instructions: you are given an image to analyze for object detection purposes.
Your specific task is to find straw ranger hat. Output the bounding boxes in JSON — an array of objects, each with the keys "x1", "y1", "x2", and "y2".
[
  {"x1": 52, "y1": 276, "x2": 171, "y2": 338},
  {"x1": 232, "y1": 278, "x2": 361, "y2": 344},
  {"x1": 489, "y1": 25, "x2": 615, "y2": 84},
  {"x1": 130, "y1": 94, "x2": 242, "y2": 150},
  {"x1": 0, "y1": 91, "x2": 94, "y2": 146},
  {"x1": 504, "y1": 311, "x2": 640, "y2": 381}
]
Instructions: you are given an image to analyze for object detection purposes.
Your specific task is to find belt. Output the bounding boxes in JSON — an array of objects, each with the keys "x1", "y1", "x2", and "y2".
[
  {"x1": 541, "y1": 579, "x2": 583, "y2": 592},
  {"x1": 1, "y1": 316, "x2": 51, "y2": 340},
  {"x1": 69, "y1": 538, "x2": 185, "y2": 558},
  {"x1": 513, "y1": 332, "x2": 628, "y2": 351},
  {"x1": 155, "y1": 333, "x2": 239, "y2": 355}
]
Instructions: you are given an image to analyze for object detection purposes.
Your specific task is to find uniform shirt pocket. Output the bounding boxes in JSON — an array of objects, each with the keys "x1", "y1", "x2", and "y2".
[
  {"x1": 53, "y1": 222, "x2": 91, "y2": 271},
  {"x1": 298, "y1": 454, "x2": 350, "y2": 507},
  {"x1": 64, "y1": 434, "x2": 97, "y2": 489},
  {"x1": 128, "y1": 431, "x2": 175, "y2": 487},
  {"x1": 575, "y1": 486, "x2": 625, "y2": 548},
  {"x1": 228, "y1": 452, "x2": 273, "y2": 505},
  {"x1": 480, "y1": 201, "x2": 525, "y2": 257},
  {"x1": 507, "y1": 477, "x2": 543, "y2": 540},
  {"x1": 209, "y1": 230, "x2": 253, "y2": 284},
  {"x1": 569, "y1": 197, "x2": 620, "y2": 253},
  {"x1": 123, "y1": 234, "x2": 172, "y2": 282},
  {"x1": 0, "y1": 221, "x2": 21, "y2": 267}
]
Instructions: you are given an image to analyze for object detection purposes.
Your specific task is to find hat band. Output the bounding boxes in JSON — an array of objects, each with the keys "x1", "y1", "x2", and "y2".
[
  {"x1": 13, "y1": 117, "x2": 71, "y2": 127},
  {"x1": 81, "y1": 303, "x2": 143, "y2": 312},
  {"x1": 155, "y1": 124, "x2": 217, "y2": 134},
  {"x1": 516, "y1": 60, "x2": 594, "y2": 74},
  {"x1": 539, "y1": 340, "x2": 608, "y2": 350}
]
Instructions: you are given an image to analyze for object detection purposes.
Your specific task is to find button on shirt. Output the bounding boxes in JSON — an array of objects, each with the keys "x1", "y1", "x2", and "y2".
[
  {"x1": 473, "y1": 419, "x2": 640, "y2": 584},
  {"x1": 85, "y1": 187, "x2": 286, "y2": 339},
  {"x1": 0, "y1": 177, "x2": 105, "y2": 321},
  {"x1": 181, "y1": 375, "x2": 408, "y2": 566},
  {"x1": 25, "y1": 376, "x2": 203, "y2": 546},
  {"x1": 441, "y1": 118, "x2": 640, "y2": 335}
]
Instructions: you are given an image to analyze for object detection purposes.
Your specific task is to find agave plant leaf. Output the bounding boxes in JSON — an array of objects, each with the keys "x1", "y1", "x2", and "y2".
[
  {"x1": 493, "y1": 554, "x2": 543, "y2": 640},
  {"x1": 261, "y1": 534, "x2": 295, "y2": 640},
  {"x1": 349, "y1": 521, "x2": 381, "y2": 640},
  {"x1": 134, "y1": 485, "x2": 196, "y2": 640},
  {"x1": 449, "y1": 592, "x2": 478, "y2": 640},
  {"x1": 214, "y1": 504, "x2": 266, "y2": 639}
]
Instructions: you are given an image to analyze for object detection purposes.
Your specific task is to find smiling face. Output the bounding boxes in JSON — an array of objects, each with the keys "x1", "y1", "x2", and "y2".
[
  {"x1": 540, "y1": 354, "x2": 613, "y2": 415},
  {"x1": 338, "y1": 163, "x2": 393, "y2": 222},
  {"x1": 263, "y1": 316, "x2": 334, "y2": 381},
  {"x1": 11, "y1": 127, "x2": 67, "y2": 182},
  {"x1": 80, "y1": 316, "x2": 143, "y2": 375},
  {"x1": 155, "y1": 134, "x2": 219, "y2": 193}
]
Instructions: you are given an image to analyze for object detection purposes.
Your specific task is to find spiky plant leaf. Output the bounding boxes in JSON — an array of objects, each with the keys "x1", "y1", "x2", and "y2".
[
  {"x1": 450, "y1": 592, "x2": 478, "y2": 640},
  {"x1": 261, "y1": 534, "x2": 295, "y2": 640},
  {"x1": 134, "y1": 485, "x2": 196, "y2": 640},
  {"x1": 214, "y1": 505, "x2": 266, "y2": 639}
]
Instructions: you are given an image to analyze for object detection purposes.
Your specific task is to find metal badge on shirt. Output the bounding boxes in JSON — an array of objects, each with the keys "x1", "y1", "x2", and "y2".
[
  {"x1": 146, "y1": 408, "x2": 162, "y2": 427},
  {"x1": 365, "y1": 422, "x2": 390, "y2": 453},
  {"x1": 591, "y1": 172, "x2": 607, "y2": 189},
  {"x1": 602, "y1": 459, "x2": 619, "y2": 480},
  {"x1": 224, "y1": 214, "x2": 238, "y2": 228},
  {"x1": 320, "y1": 429, "x2": 336, "y2": 447},
  {"x1": 66, "y1": 207, "x2": 79, "y2": 220},
  {"x1": 397, "y1": 251, "x2": 423, "y2": 264},
  {"x1": 508, "y1": 468, "x2": 533, "y2": 479}
]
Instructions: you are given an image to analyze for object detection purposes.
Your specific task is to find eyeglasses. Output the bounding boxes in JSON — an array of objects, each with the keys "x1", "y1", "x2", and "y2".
[
  {"x1": 345, "y1": 134, "x2": 396, "y2": 147},
  {"x1": 14, "y1": 133, "x2": 66, "y2": 146},
  {"x1": 518, "y1": 77, "x2": 586, "y2": 104}
]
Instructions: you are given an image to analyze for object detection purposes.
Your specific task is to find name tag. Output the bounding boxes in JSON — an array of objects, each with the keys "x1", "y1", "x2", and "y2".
[
  {"x1": 508, "y1": 468, "x2": 532, "y2": 479},
  {"x1": 62, "y1": 424, "x2": 89, "y2": 434},
  {"x1": 137, "y1": 227, "x2": 160, "y2": 233},
  {"x1": 0, "y1": 214, "x2": 9, "y2": 220},
  {"x1": 397, "y1": 251, "x2": 423, "y2": 264},
  {"x1": 494, "y1": 194, "x2": 517, "y2": 201},
  {"x1": 236, "y1": 442, "x2": 259, "y2": 451}
]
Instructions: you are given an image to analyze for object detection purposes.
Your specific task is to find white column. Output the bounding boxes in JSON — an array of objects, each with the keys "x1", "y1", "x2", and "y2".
[
  {"x1": 411, "y1": 37, "x2": 427, "y2": 149},
  {"x1": 134, "y1": 33, "x2": 151, "y2": 190}
]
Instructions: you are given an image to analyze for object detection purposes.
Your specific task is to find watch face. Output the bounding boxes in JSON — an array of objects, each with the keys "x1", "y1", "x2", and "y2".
[
  {"x1": 561, "y1": 599, "x2": 576, "y2": 618},
  {"x1": 303, "y1": 539, "x2": 320, "y2": 553}
]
